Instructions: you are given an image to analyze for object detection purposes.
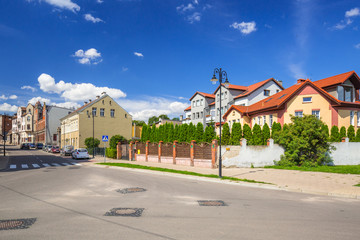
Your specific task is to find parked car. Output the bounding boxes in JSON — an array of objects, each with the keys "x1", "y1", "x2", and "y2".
[
  {"x1": 60, "y1": 145, "x2": 74, "y2": 156},
  {"x1": 43, "y1": 145, "x2": 47, "y2": 151},
  {"x1": 29, "y1": 143, "x2": 36, "y2": 149},
  {"x1": 72, "y1": 148, "x2": 90, "y2": 159},
  {"x1": 36, "y1": 143, "x2": 44, "y2": 149},
  {"x1": 51, "y1": 146, "x2": 60, "y2": 153},
  {"x1": 46, "y1": 145, "x2": 52, "y2": 152},
  {"x1": 20, "y1": 143, "x2": 30, "y2": 149}
]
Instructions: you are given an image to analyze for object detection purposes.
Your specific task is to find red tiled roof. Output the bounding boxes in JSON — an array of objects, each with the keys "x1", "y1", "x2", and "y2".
[
  {"x1": 189, "y1": 91, "x2": 215, "y2": 101},
  {"x1": 234, "y1": 78, "x2": 284, "y2": 99},
  {"x1": 184, "y1": 106, "x2": 191, "y2": 111},
  {"x1": 313, "y1": 71, "x2": 359, "y2": 88},
  {"x1": 212, "y1": 84, "x2": 247, "y2": 94},
  {"x1": 209, "y1": 102, "x2": 215, "y2": 106}
]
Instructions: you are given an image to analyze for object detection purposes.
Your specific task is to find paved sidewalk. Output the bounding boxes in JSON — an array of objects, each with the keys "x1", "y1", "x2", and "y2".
[{"x1": 87, "y1": 156, "x2": 360, "y2": 199}]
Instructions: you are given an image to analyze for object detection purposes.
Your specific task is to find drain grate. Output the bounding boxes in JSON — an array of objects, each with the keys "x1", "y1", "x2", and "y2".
[
  {"x1": 116, "y1": 187, "x2": 147, "y2": 194},
  {"x1": 0, "y1": 218, "x2": 36, "y2": 231},
  {"x1": 105, "y1": 208, "x2": 144, "y2": 217},
  {"x1": 198, "y1": 200, "x2": 227, "y2": 206}
]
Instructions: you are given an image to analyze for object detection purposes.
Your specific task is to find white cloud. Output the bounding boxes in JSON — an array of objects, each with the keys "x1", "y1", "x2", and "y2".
[
  {"x1": 0, "y1": 94, "x2": 17, "y2": 100},
  {"x1": 355, "y1": 43, "x2": 360, "y2": 49},
  {"x1": 28, "y1": 0, "x2": 80, "y2": 12},
  {"x1": 21, "y1": 85, "x2": 37, "y2": 92},
  {"x1": 9, "y1": 95, "x2": 18, "y2": 100},
  {"x1": 176, "y1": 3, "x2": 195, "y2": 13},
  {"x1": 28, "y1": 96, "x2": 79, "y2": 109},
  {"x1": 97, "y1": 0, "x2": 104, "y2": 3},
  {"x1": 193, "y1": 0, "x2": 199, "y2": 5},
  {"x1": 0, "y1": 95, "x2": 7, "y2": 100},
  {"x1": 122, "y1": 67, "x2": 129, "y2": 72},
  {"x1": 186, "y1": 12, "x2": 201, "y2": 23},
  {"x1": 230, "y1": 21, "x2": 257, "y2": 35},
  {"x1": 84, "y1": 14, "x2": 104, "y2": 23},
  {"x1": 0, "y1": 103, "x2": 18, "y2": 112},
  {"x1": 73, "y1": 48, "x2": 102, "y2": 65},
  {"x1": 345, "y1": 7, "x2": 360, "y2": 18},
  {"x1": 117, "y1": 97, "x2": 188, "y2": 122},
  {"x1": 28, "y1": 96, "x2": 52, "y2": 105},
  {"x1": 37, "y1": 73, "x2": 127, "y2": 102},
  {"x1": 134, "y1": 52, "x2": 144, "y2": 58}
]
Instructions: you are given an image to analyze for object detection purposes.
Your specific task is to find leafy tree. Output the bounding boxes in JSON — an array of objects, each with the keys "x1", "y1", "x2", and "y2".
[
  {"x1": 340, "y1": 126, "x2": 347, "y2": 140},
  {"x1": 252, "y1": 124, "x2": 263, "y2": 145},
  {"x1": 321, "y1": 124, "x2": 329, "y2": 141},
  {"x1": 271, "y1": 122, "x2": 282, "y2": 143},
  {"x1": 132, "y1": 120, "x2": 146, "y2": 126},
  {"x1": 84, "y1": 137, "x2": 100, "y2": 149},
  {"x1": 347, "y1": 125, "x2": 355, "y2": 142},
  {"x1": 262, "y1": 123, "x2": 270, "y2": 145},
  {"x1": 148, "y1": 116, "x2": 159, "y2": 126},
  {"x1": 242, "y1": 124, "x2": 252, "y2": 145},
  {"x1": 330, "y1": 125, "x2": 340, "y2": 142},
  {"x1": 109, "y1": 135, "x2": 127, "y2": 149},
  {"x1": 355, "y1": 128, "x2": 360, "y2": 142},
  {"x1": 203, "y1": 125, "x2": 215, "y2": 143},
  {"x1": 195, "y1": 122, "x2": 204, "y2": 143},
  {"x1": 159, "y1": 114, "x2": 169, "y2": 120},
  {"x1": 230, "y1": 122, "x2": 242, "y2": 145},
  {"x1": 221, "y1": 123, "x2": 231, "y2": 145},
  {"x1": 276, "y1": 115, "x2": 334, "y2": 167},
  {"x1": 172, "y1": 117, "x2": 180, "y2": 121}
]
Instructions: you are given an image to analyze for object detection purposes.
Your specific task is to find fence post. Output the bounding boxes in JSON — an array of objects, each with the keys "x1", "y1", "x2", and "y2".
[
  {"x1": 190, "y1": 140, "x2": 196, "y2": 167},
  {"x1": 117, "y1": 142, "x2": 122, "y2": 160},
  {"x1": 211, "y1": 139, "x2": 218, "y2": 169},
  {"x1": 129, "y1": 141, "x2": 134, "y2": 161},
  {"x1": 134, "y1": 141, "x2": 138, "y2": 161},
  {"x1": 173, "y1": 140, "x2": 178, "y2": 165},
  {"x1": 158, "y1": 141, "x2": 163, "y2": 163},
  {"x1": 146, "y1": 140, "x2": 150, "y2": 162}
]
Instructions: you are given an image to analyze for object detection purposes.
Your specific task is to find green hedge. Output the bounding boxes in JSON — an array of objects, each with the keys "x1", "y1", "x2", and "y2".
[{"x1": 106, "y1": 148, "x2": 117, "y2": 159}]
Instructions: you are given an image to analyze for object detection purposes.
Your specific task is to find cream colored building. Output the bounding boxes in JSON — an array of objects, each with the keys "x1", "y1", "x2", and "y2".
[{"x1": 60, "y1": 93, "x2": 132, "y2": 149}]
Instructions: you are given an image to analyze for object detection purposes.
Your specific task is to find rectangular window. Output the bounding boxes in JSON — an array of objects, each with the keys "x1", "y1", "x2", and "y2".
[
  {"x1": 100, "y1": 108, "x2": 105, "y2": 117},
  {"x1": 258, "y1": 116, "x2": 261, "y2": 125},
  {"x1": 197, "y1": 112, "x2": 200, "y2": 119},
  {"x1": 224, "y1": 91, "x2": 227, "y2": 99},
  {"x1": 303, "y1": 97, "x2": 312, "y2": 103},
  {"x1": 217, "y1": 108, "x2": 220, "y2": 116},
  {"x1": 350, "y1": 110, "x2": 354, "y2": 126},
  {"x1": 53, "y1": 134, "x2": 57, "y2": 141},
  {"x1": 192, "y1": 101, "x2": 195, "y2": 107},
  {"x1": 200, "y1": 112, "x2": 203, "y2": 118},
  {"x1": 264, "y1": 89, "x2": 270, "y2": 96},
  {"x1": 110, "y1": 109, "x2": 115, "y2": 118},
  {"x1": 295, "y1": 111, "x2": 303, "y2": 117},
  {"x1": 357, "y1": 112, "x2": 360, "y2": 126},
  {"x1": 269, "y1": 115, "x2": 273, "y2": 127},
  {"x1": 196, "y1": 100, "x2": 199, "y2": 106},
  {"x1": 221, "y1": 107, "x2": 223, "y2": 115},
  {"x1": 193, "y1": 113, "x2": 195, "y2": 119},
  {"x1": 200, "y1": 99, "x2": 203, "y2": 106},
  {"x1": 263, "y1": 116, "x2": 266, "y2": 125},
  {"x1": 344, "y1": 86, "x2": 353, "y2": 102},
  {"x1": 312, "y1": 110, "x2": 320, "y2": 120},
  {"x1": 92, "y1": 107, "x2": 97, "y2": 116}
]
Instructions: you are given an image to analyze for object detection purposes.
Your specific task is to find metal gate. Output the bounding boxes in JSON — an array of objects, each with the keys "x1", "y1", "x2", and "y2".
[{"x1": 121, "y1": 143, "x2": 129, "y2": 160}]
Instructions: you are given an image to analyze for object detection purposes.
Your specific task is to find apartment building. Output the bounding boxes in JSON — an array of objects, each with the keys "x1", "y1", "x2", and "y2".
[{"x1": 0, "y1": 114, "x2": 12, "y2": 143}]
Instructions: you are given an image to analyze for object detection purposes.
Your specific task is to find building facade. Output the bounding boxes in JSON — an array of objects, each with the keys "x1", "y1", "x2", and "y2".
[
  {"x1": 0, "y1": 114, "x2": 12, "y2": 144},
  {"x1": 60, "y1": 93, "x2": 132, "y2": 149}
]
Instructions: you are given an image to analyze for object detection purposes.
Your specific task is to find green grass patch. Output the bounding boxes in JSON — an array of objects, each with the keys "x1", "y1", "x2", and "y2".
[
  {"x1": 265, "y1": 165, "x2": 360, "y2": 175},
  {"x1": 97, "y1": 162, "x2": 271, "y2": 184},
  {"x1": 354, "y1": 183, "x2": 360, "y2": 187}
]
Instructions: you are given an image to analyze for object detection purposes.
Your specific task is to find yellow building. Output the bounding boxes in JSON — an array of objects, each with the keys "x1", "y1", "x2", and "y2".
[
  {"x1": 223, "y1": 71, "x2": 360, "y2": 131},
  {"x1": 60, "y1": 93, "x2": 132, "y2": 149}
]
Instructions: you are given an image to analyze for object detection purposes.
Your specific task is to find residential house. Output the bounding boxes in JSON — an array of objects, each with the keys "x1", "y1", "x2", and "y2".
[
  {"x1": 60, "y1": 93, "x2": 132, "y2": 149},
  {"x1": 0, "y1": 114, "x2": 12, "y2": 144}
]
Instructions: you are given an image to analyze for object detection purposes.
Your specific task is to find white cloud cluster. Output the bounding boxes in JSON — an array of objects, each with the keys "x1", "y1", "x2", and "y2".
[
  {"x1": 176, "y1": 0, "x2": 209, "y2": 24},
  {"x1": 334, "y1": 7, "x2": 360, "y2": 30},
  {"x1": 0, "y1": 94, "x2": 18, "y2": 100},
  {"x1": 21, "y1": 85, "x2": 37, "y2": 92},
  {"x1": 0, "y1": 103, "x2": 18, "y2": 112},
  {"x1": 28, "y1": 96, "x2": 80, "y2": 109},
  {"x1": 176, "y1": 3, "x2": 195, "y2": 13},
  {"x1": 118, "y1": 97, "x2": 189, "y2": 122},
  {"x1": 73, "y1": 48, "x2": 102, "y2": 64},
  {"x1": 134, "y1": 52, "x2": 144, "y2": 58},
  {"x1": 84, "y1": 14, "x2": 104, "y2": 23},
  {"x1": 97, "y1": 0, "x2": 104, "y2": 3},
  {"x1": 186, "y1": 12, "x2": 201, "y2": 24},
  {"x1": 37, "y1": 73, "x2": 127, "y2": 102},
  {"x1": 230, "y1": 21, "x2": 257, "y2": 35},
  {"x1": 28, "y1": 0, "x2": 80, "y2": 12}
]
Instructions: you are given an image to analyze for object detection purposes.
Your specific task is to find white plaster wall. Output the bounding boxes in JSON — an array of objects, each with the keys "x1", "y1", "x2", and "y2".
[
  {"x1": 247, "y1": 80, "x2": 282, "y2": 105},
  {"x1": 330, "y1": 142, "x2": 360, "y2": 165}
]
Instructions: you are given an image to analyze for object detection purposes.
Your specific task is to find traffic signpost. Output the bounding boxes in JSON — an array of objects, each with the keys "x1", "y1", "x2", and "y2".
[{"x1": 102, "y1": 135, "x2": 108, "y2": 163}]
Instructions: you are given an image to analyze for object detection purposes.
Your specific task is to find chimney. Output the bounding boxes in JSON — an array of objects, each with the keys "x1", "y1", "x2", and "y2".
[
  {"x1": 277, "y1": 79, "x2": 283, "y2": 86},
  {"x1": 89, "y1": 99, "x2": 92, "y2": 102},
  {"x1": 96, "y1": 96, "x2": 100, "y2": 99},
  {"x1": 84, "y1": 101, "x2": 88, "y2": 105},
  {"x1": 180, "y1": 115, "x2": 183, "y2": 121},
  {"x1": 101, "y1": 92, "x2": 106, "y2": 95},
  {"x1": 297, "y1": 79, "x2": 306, "y2": 84}
]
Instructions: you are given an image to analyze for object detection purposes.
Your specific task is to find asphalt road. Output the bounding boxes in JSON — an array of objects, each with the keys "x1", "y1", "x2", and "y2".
[{"x1": 1, "y1": 146, "x2": 360, "y2": 240}]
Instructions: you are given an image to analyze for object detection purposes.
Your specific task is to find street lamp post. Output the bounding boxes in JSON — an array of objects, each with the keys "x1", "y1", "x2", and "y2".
[{"x1": 211, "y1": 68, "x2": 230, "y2": 178}]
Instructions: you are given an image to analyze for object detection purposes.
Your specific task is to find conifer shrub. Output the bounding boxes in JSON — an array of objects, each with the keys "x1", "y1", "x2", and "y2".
[
  {"x1": 340, "y1": 126, "x2": 347, "y2": 140},
  {"x1": 230, "y1": 122, "x2": 242, "y2": 145},
  {"x1": 347, "y1": 125, "x2": 355, "y2": 142},
  {"x1": 262, "y1": 123, "x2": 270, "y2": 145},
  {"x1": 242, "y1": 124, "x2": 252, "y2": 145},
  {"x1": 355, "y1": 128, "x2": 360, "y2": 142},
  {"x1": 221, "y1": 123, "x2": 231, "y2": 145},
  {"x1": 195, "y1": 122, "x2": 204, "y2": 143},
  {"x1": 330, "y1": 125, "x2": 340, "y2": 142},
  {"x1": 252, "y1": 124, "x2": 263, "y2": 145},
  {"x1": 321, "y1": 124, "x2": 329, "y2": 141},
  {"x1": 271, "y1": 122, "x2": 282, "y2": 143},
  {"x1": 186, "y1": 123, "x2": 196, "y2": 143},
  {"x1": 203, "y1": 125, "x2": 215, "y2": 143}
]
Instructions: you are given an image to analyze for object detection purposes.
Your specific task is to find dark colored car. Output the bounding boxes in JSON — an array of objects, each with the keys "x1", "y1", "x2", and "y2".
[
  {"x1": 60, "y1": 145, "x2": 74, "y2": 156},
  {"x1": 51, "y1": 146, "x2": 60, "y2": 153},
  {"x1": 36, "y1": 143, "x2": 44, "y2": 149},
  {"x1": 29, "y1": 143, "x2": 36, "y2": 149},
  {"x1": 20, "y1": 143, "x2": 30, "y2": 149}
]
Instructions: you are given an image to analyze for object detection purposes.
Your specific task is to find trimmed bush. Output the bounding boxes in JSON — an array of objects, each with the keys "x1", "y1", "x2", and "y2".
[
  {"x1": 106, "y1": 148, "x2": 117, "y2": 159},
  {"x1": 330, "y1": 125, "x2": 340, "y2": 142},
  {"x1": 85, "y1": 137, "x2": 100, "y2": 149},
  {"x1": 262, "y1": 123, "x2": 270, "y2": 145},
  {"x1": 109, "y1": 135, "x2": 127, "y2": 149},
  {"x1": 356, "y1": 128, "x2": 360, "y2": 142},
  {"x1": 230, "y1": 123, "x2": 242, "y2": 145},
  {"x1": 347, "y1": 125, "x2": 355, "y2": 142},
  {"x1": 221, "y1": 123, "x2": 231, "y2": 145},
  {"x1": 340, "y1": 126, "x2": 347, "y2": 140},
  {"x1": 242, "y1": 124, "x2": 252, "y2": 144},
  {"x1": 252, "y1": 124, "x2": 263, "y2": 145}
]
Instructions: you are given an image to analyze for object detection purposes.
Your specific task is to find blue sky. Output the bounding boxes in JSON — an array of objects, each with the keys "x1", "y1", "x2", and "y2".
[{"x1": 1, "y1": 0, "x2": 360, "y2": 121}]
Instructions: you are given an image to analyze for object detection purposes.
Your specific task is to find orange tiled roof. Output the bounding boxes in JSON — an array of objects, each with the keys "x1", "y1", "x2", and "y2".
[
  {"x1": 189, "y1": 91, "x2": 215, "y2": 101},
  {"x1": 234, "y1": 78, "x2": 284, "y2": 99},
  {"x1": 212, "y1": 84, "x2": 247, "y2": 94},
  {"x1": 184, "y1": 106, "x2": 191, "y2": 111},
  {"x1": 313, "y1": 71, "x2": 358, "y2": 88}
]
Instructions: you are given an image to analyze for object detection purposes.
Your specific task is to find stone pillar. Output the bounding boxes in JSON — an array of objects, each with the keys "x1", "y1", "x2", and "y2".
[
  {"x1": 267, "y1": 138, "x2": 274, "y2": 147},
  {"x1": 241, "y1": 138, "x2": 247, "y2": 149},
  {"x1": 117, "y1": 142, "x2": 121, "y2": 160},
  {"x1": 129, "y1": 141, "x2": 134, "y2": 161},
  {"x1": 211, "y1": 139, "x2": 218, "y2": 169},
  {"x1": 190, "y1": 140, "x2": 196, "y2": 167},
  {"x1": 158, "y1": 141, "x2": 163, "y2": 163},
  {"x1": 146, "y1": 140, "x2": 150, "y2": 162},
  {"x1": 341, "y1": 137, "x2": 349, "y2": 143},
  {"x1": 173, "y1": 140, "x2": 178, "y2": 165}
]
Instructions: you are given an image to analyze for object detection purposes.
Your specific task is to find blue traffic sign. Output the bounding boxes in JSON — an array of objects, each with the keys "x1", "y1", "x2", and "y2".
[{"x1": 102, "y1": 135, "x2": 109, "y2": 142}]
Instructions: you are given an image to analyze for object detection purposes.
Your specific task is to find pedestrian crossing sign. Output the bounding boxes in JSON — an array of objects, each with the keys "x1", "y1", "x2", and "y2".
[{"x1": 102, "y1": 135, "x2": 109, "y2": 142}]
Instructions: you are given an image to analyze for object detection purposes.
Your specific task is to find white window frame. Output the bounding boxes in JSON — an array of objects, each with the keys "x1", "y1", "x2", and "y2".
[
  {"x1": 295, "y1": 111, "x2": 303, "y2": 118},
  {"x1": 269, "y1": 115, "x2": 273, "y2": 127},
  {"x1": 263, "y1": 116, "x2": 266, "y2": 125},
  {"x1": 350, "y1": 110, "x2": 354, "y2": 126},
  {"x1": 258, "y1": 116, "x2": 261, "y2": 125},
  {"x1": 110, "y1": 109, "x2": 115, "y2": 118},
  {"x1": 312, "y1": 110, "x2": 320, "y2": 120},
  {"x1": 303, "y1": 97, "x2": 312, "y2": 103}
]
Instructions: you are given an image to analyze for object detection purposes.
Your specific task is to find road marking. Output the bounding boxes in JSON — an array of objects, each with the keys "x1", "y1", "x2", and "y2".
[
  {"x1": 32, "y1": 164, "x2": 40, "y2": 168},
  {"x1": 10, "y1": 165, "x2": 16, "y2": 169},
  {"x1": 51, "y1": 163, "x2": 60, "y2": 166},
  {"x1": 42, "y1": 163, "x2": 50, "y2": 167},
  {"x1": 21, "y1": 164, "x2": 29, "y2": 169},
  {"x1": 62, "y1": 163, "x2": 70, "y2": 166},
  {"x1": 71, "y1": 163, "x2": 81, "y2": 166}
]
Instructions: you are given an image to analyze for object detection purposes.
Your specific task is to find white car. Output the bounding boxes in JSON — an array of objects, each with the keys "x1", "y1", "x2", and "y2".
[{"x1": 72, "y1": 148, "x2": 90, "y2": 159}]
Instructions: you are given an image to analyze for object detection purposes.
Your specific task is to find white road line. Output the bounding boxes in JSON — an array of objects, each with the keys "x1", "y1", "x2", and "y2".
[
  {"x1": 32, "y1": 164, "x2": 40, "y2": 168},
  {"x1": 71, "y1": 163, "x2": 82, "y2": 166},
  {"x1": 62, "y1": 163, "x2": 70, "y2": 166},
  {"x1": 10, "y1": 165, "x2": 16, "y2": 169},
  {"x1": 51, "y1": 163, "x2": 60, "y2": 166},
  {"x1": 42, "y1": 163, "x2": 50, "y2": 167},
  {"x1": 21, "y1": 164, "x2": 29, "y2": 169}
]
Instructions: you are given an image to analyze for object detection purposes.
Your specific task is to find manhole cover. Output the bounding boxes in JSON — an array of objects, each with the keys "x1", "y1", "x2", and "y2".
[
  {"x1": 198, "y1": 200, "x2": 227, "y2": 206},
  {"x1": 105, "y1": 208, "x2": 144, "y2": 217},
  {"x1": 0, "y1": 218, "x2": 36, "y2": 231},
  {"x1": 116, "y1": 187, "x2": 147, "y2": 194}
]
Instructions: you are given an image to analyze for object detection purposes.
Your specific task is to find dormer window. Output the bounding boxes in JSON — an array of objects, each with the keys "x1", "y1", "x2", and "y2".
[
  {"x1": 264, "y1": 89, "x2": 270, "y2": 96},
  {"x1": 338, "y1": 85, "x2": 353, "y2": 102}
]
